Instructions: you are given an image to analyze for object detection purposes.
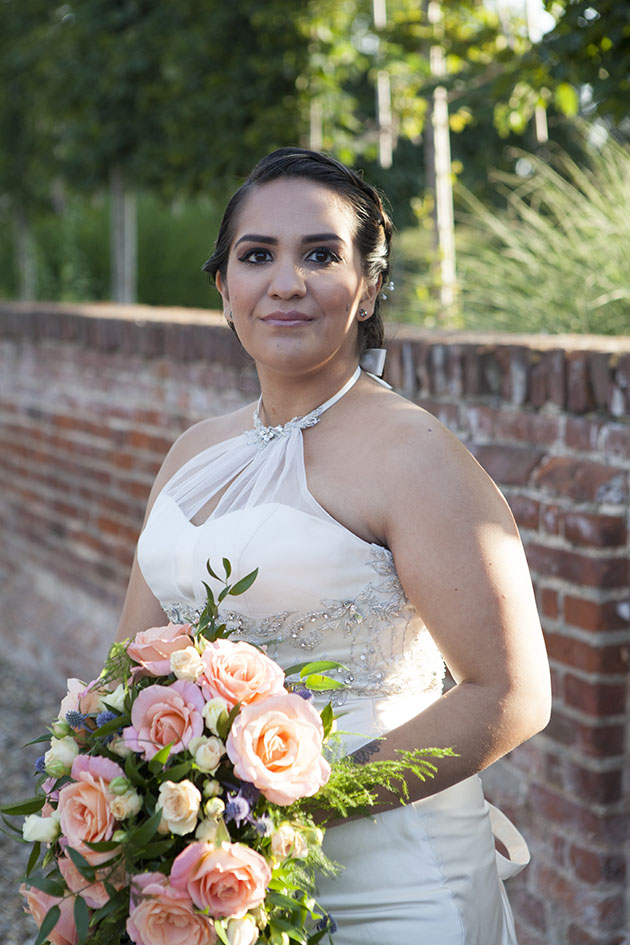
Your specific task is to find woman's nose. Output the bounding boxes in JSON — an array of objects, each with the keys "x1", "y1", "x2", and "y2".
[{"x1": 267, "y1": 258, "x2": 306, "y2": 298}]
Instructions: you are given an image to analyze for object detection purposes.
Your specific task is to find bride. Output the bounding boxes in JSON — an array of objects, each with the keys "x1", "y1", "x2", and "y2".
[{"x1": 115, "y1": 147, "x2": 551, "y2": 944}]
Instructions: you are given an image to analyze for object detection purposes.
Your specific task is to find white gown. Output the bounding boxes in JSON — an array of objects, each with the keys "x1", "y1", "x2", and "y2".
[{"x1": 137, "y1": 366, "x2": 529, "y2": 945}]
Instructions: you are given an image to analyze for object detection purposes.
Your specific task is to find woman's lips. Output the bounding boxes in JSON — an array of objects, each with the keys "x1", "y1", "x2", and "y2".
[{"x1": 261, "y1": 311, "x2": 314, "y2": 326}]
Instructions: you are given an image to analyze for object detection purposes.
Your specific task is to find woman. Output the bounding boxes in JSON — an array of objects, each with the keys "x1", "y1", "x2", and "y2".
[{"x1": 116, "y1": 148, "x2": 551, "y2": 944}]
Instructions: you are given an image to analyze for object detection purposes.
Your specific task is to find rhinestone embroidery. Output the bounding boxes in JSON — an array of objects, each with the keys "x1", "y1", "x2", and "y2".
[
  {"x1": 250, "y1": 406, "x2": 324, "y2": 448},
  {"x1": 163, "y1": 551, "x2": 445, "y2": 707}
]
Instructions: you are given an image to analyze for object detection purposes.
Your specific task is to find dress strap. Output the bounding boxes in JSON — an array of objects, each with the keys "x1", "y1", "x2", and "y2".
[{"x1": 252, "y1": 365, "x2": 361, "y2": 446}]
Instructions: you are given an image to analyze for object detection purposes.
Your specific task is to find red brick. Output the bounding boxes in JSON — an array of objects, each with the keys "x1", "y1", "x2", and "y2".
[
  {"x1": 507, "y1": 494, "x2": 539, "y2": 530},
  {"x1": 564, "y1": 596, "x2": 630, "y2": 632},
  {"x1": 546, "y1": 633, "x2": 629, "y2": 674},
  {"x1": 472, "y1": 443, "x2": 544, "y2": 485},
  {"x1": 540, "y1": 503, "x2": 562, "y2": 535},
  {"x1": 600, "y1": 423, "x2": 630, "y2": 460},
  {"x1": 493, "y1": 410, "x2": 560, "y2": 445},
  {"x1": 525, "y1": 542, "x2": 629, "y2": 589},
  {"x1": 564, "y1": 512, "x2": 627, "y2": 548},
  {"x1": 532, "y1": 861, "x2": 586, "y2": 913},
  {"x1": 563, "y1": 674, "x2": 627, "y2": 716},
  {"x1": 567, "y1": 924, "x2": 624, "y2": 945},
  {"x1": 466, "y1": 405, "x2": 496, "y2": 438},
  {"x1": 540, "y1": 587, "x2": 559, "y2": 619},
  {"x1": 569, "y1": 845, "x2": 626, "y2": 885},
  {"x1": 532, "y1": 456, "x2": 628, "y2": 503},
  {"x1": 544, "y1": 711, "x2": 626, "y2": 758},
  {"x1": 565, "y1": 416, "x2": 603, "y2": 452},
  {"x1": 567, "y1": 352, "x2": 596, "y2": 413},
  {"x1": 564, "y1": 763, "x2": 623, "y2": 805}
]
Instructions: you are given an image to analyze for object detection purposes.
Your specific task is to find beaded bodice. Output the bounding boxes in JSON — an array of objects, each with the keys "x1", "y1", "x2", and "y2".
[{"x1": 137, "y1": 368, "x2": 445, "y2": 730}]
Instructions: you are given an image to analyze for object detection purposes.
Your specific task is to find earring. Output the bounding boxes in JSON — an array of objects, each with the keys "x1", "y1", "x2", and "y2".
[
  {"x1": 226, "y1": 309, "x2": 233, "y2": 324},
  {"x1": 358, "y1": 309, "x2": 370, "y2": 320}
]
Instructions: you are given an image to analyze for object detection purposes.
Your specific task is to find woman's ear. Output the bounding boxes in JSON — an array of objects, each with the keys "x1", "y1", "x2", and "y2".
[
  {"x1": 360, "y1": 274, "x2": 383, "y2": 314},
  {"x1": 215, "y1": 271, "x2": 232, "y2": 322}
]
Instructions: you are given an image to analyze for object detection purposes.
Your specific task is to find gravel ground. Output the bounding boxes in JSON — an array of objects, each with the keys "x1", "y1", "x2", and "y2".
[{"x1": 0, "y1": 666, "x2": 60, "y2": 945}]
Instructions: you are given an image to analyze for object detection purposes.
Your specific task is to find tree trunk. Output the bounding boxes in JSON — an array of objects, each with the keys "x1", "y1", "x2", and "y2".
[
  {"x1": 109, "y1": 163, "x2": 137, "y2": 304},
  {"x1": 426, "y1": 0, "x2": 457, "y2": 318},
  {"x1": 373, "y1": 0, "x2": 393, "y2": 169},
  {"x1": 14, "y1": 203, "x2": 37, "y2": 300}
]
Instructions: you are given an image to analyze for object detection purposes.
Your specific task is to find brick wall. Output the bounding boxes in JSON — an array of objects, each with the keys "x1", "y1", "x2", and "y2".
[{"x1": 1, "y1": 301, "x2": 629, "y2": 945}]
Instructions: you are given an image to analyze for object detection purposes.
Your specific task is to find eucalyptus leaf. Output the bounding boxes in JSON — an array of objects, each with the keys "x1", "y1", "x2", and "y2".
[
  {"x1": 222, "y1": 557, "x2": 232, "y2": 579},
  {"x1": 214, "y1": 920, "x2": 231, "y2": 945},
  {"x1": 33, "y1": 904, "x2": 60, "y2": 945},
  {"x1": 148, "y1": 743, "x2": 173, "y2": 772},
  {"x1": 74, "y1": 894, "x2": 91, "y2": 945},
  {"x1": 156, "y1": 759, "x2": 192, "y2": 782},
  {"x1": 0, "y1": 796, "x2": 46, "y2": 816},
  {"x1": 299, "y1": 660, "x2": 345, "y2": 677},
  {"x1": 127, "y1": 807, "x2": 162, "y2": 848},
  {"x1": 206, "y1": 561, "x2": 221, "y2": 581},
  {"x1": 25, "y1": 841, "x2": 42, "y2": 877},
  {"x1": 303, "y1": 674, "x2": 345, "y2": 691},
  {"x1": 27, "y1": 875, "x2": 66, "y2": 897},
  {"x1": 228, "y1": 568, "x2": 259, "y2": 596},
  {"x1": 66, "y1": 846, "x2": 96, "y2": 879}
]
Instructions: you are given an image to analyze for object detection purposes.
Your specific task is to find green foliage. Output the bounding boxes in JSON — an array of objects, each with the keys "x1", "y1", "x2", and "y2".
[{"x1": 453, "y1": 136, "x2": 630, "y2": 334}]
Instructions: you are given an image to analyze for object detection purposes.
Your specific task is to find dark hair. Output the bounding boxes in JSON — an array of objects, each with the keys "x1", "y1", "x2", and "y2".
[{"x1": 203, "y1": 147, "x2": 393, "y2": 354}]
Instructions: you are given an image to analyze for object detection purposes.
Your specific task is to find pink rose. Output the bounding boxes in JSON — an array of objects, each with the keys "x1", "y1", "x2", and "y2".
[
  {"x1": 127, "y1": 872, "x2": 217, "y2": 945},
  {"x1": 199, "y1": 639, "x2": 285, "y2": 708},
  {"x1": 20, "y1": 884, "x2": 77, "y2": 945},
  {"x1": 226, "y1": 692, "x2": 330, "y2": 806},
  {"x1": 170, "y1": 841, "x2": 271, "y2": 919},
  {"x1": 57, "y1": 755, "x2": 124, "y2": 863},
  {"x1": 127, "y1": 623, "x2": 194, "y2": 677},
  {"x1": 123, "y1": 680, "x2": 205, "y2": 760},
  {"x1": 58, "y1": 854, "x2": 126, "y2": 909},
  {"x1": 58, "y1": 678, "x2": 107, "y2": 722}
]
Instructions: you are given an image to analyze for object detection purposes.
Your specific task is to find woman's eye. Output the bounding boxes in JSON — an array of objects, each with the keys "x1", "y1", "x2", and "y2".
[
  {"x1": 306, "y1": 247, "x2": 340, "y2": 266},
  {"x1": 239, "y1": 248, "x2": 272, "y2": 264}
]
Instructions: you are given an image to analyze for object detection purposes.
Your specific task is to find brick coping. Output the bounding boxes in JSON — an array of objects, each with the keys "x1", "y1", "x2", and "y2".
[{"x1": 2, "y1": 299, "x2": 629, "y2": 353}]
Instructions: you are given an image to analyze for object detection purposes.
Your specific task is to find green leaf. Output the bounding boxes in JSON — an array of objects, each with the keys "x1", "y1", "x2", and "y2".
[
  {"x1": 90, "y1": 886, "x2": 129, "y2": 924},
  {"x1": 93, "y1": 714, "x2": 126, "y2": 737},
  {"x1": 23, "y1": 733, "x2": 53, "y2": 747},
  {"x1": 217, "y1": 701, "x2": 241, "y2": 740},
  {"x1": 141, "y1": 838, "x2": 174, "y2": 858},
  {"x1": 222, "y1": 557, "x2": 232, "y2": 579},
  {"x1": 228, "y1": 568, "x2": 259, "y2": 596},
  {"x1": 217, "y1": 586, "x2": 230, "y2": 604},
  {"x1": 66, "y1": 847, "x2": 96, "y2": 879},
  {"x1": 33, "y1": 904, "x2": 60, "y2": 945},
  {"x1": 25, "y1": 841, "x2": 42, "y2": 877},
  {"x1": 0, "y1": 796, "x2": 46, "y2": 816},
  {"x1": 266, "y1": 889, "x2": 302, "y2": 912},
  {"x1": 320, "y1": 703, "x2": 334, "y2": 738},
  {"x1": 83, "y1": 839, "x2": 121, "y2": 852},
  {"x1": 206, "y1": 560, "x2": 221, "y2": 581},
  {"x1": 156, "y1": 759, "x2": 193, "y2": 782},
  {"x1": 299, "y1": 661, "x2": 345, "y2": 677},
  {"x1": 28, "y1": 875, "x2": 66, "y2": 897},
  {"x1": 148, "y1": 743, "x2": 173, "y2": 772},
  {"x1": 124, "y1": 753, "x2": 147, "y2": 788},
  {"x1": 74, "y1": 895, "x2": 91, "y2": 945},
  {"x1": 214, "y1": 920, "x2": 231, "y2": 945},
  {"x1": 302, "y1": 674, "x2": 345, "y2": 691},
  {"x1": 127, "y1": 807, "x2": 162, "y2": 848}
]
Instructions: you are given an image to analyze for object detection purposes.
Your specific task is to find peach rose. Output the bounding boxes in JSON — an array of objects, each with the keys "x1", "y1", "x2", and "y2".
[
  {"x1": 57, "y1": 755, "x2": 124, "y2": 863},
  {"x1": 127, "y1": 872, "x2": 217, "y2": 945},
  {"x1": 58, "y1": 854, "x2": 126, "y2": 909},
  {"x1": 199, "y1": 639, "x2": 285, "y2": 708},
  {"x1": 127, "y1": 623, "x2": 194, "y2": 677},
  {"x1": 20, "y1": 884, "x2": 77, "y2": 945},
  {"x1": 226, "y1": 693, "x2": 330, "y2": 806},
  {"x1": 123, "y1": 680, "x2": 205, "y2": 760},
  {"x1": 170, "y1": 841, "x2": 271, "y2": 918}
]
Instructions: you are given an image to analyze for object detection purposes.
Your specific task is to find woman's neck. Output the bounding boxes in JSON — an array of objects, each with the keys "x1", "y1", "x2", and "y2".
[{"x1": 256, "y1": 359, "x2": 360, "y2": 426}]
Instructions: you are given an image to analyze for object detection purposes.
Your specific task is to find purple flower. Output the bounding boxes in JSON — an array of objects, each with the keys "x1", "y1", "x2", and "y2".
[
  {"x1": 252, "y1": 814, "x2": 273, "y2": 837},
  {"x1": 95, "y1": 710, "x2": 117, "y2": 728},
  {"x1": 224, "y1": 793, "x2": 251, "y2": 827},
  {"x1": 65, "y1": 710, "x2": 88, "y2": 728},
  {"x1": 34, "y1": 755, "x2": 46, "y2": 773},
  {"x1": 295, "y1": 687, "x2": 313, "y2": 701}
]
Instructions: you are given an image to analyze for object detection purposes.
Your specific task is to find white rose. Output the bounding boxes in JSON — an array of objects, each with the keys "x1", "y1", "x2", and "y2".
[
  {"x1": 271, "y1": 823, "x2": 308, "y2": 860},
  {"x1": 189, "y1": 735, "x2": 225, "y2": 773},
  {"x1": 44, "y1": 736, "x2": 79, "y2": 778},
  {"x1": 50, "y1": 720, "x2": 73, "y2": 738},
  {"x1": 203, "y1": 797, "x2": 225, "y2": 820},
  {"x1": 170, "y1": 646, "x2": 204, "y2": 682},
  {"x1": 202, "y1": 696, "x2": 230, "y2": 735},
  {"x1": 109, "y1": 789, "x2": 143, "y2": 820},
  {"x1": 157, "y1": 780, "x2": 201, "y2": 836},
  {"x1": 109, "y1": 735, "x2": 132, "y2": 758},
  {"x1": 226, "y1": 916, "x2": 259, "y2": 945},
  {"x1": 203, "y1": 778, "x2": 222, "y2": 798},
  {"x1": 22, "y1": 811, "x2": 61, "y2": 844},
  {"x1": 101, "y1": 683, "x2": 126, "y2": 712}
]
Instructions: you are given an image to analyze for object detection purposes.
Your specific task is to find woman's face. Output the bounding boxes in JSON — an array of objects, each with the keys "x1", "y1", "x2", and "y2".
[{"x1": 216, "y1": 178, "x2": 377, "y2": 377}]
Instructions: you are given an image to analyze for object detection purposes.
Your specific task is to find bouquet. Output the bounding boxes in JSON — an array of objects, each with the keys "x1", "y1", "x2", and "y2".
[{"x1": 2, "y1": 560, "x2": 451, "y2": 945}]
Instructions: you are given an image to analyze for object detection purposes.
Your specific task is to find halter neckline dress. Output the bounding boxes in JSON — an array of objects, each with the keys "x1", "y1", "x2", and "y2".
[{"x1": 138, "y1": 365, "x2": 529, "y2": 945}]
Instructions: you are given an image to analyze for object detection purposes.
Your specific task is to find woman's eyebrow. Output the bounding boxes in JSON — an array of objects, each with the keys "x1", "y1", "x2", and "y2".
[{"x1": 234, "y1": 232, "x2": 346, "y2": 248}]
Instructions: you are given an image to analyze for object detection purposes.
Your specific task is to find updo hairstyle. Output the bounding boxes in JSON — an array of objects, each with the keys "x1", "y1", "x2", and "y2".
[{"x1": 203, "y1": 147, "x2": 393, "y2": 355}]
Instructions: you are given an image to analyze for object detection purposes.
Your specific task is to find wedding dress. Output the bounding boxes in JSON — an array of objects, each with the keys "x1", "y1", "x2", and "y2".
[{"x1": 137, "y1": 365, "x2": 529, "y2": 945}]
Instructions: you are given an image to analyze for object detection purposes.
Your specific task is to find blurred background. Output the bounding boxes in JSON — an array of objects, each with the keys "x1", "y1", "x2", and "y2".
[{"x1": 1, "y1": 0, "x2": 629, "y2": 334}]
